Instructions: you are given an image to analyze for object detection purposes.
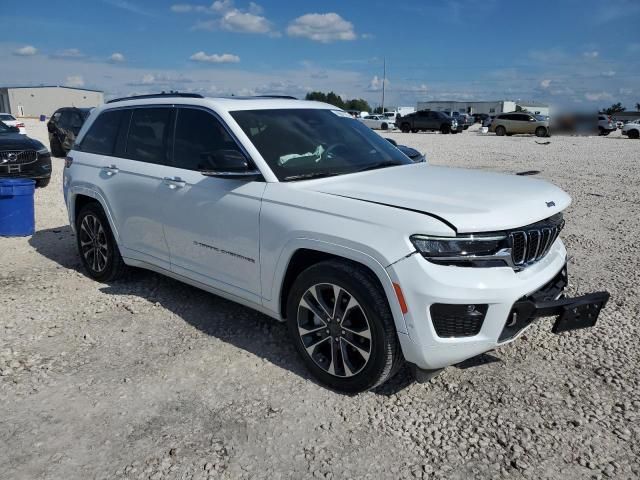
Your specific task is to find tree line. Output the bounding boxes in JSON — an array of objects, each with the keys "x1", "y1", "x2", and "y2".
[
  {"x1": 305, "y1": 91, "x2": 372, "y2": 113},
  {"x1": 602, "y1": 102, "x2": 640, "y2": 115}
]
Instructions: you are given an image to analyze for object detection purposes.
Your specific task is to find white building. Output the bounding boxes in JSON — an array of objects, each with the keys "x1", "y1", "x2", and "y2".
[
  {"x1": 0, "y1": 85, "x2": 104, "y2": 118},
  {"x1": 416, "y1": 100, "x2": 549, "y2": 116}
]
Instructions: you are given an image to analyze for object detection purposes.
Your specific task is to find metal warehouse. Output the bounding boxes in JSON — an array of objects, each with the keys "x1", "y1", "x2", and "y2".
[
  {"x1": 416, "y1": 100, "x2": 549, "y2": 116},
  {"x1": 0, "y1": 86, "x2": 104, "y2": 118}
]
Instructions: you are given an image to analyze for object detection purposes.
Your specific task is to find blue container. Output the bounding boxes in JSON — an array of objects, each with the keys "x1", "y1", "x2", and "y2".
[
  {"x1": 39, "y1": 114, "x2": 46, "y2": 122},
  {"x1": 0, "y1": 178, "x2": 36, "y2": 236}
]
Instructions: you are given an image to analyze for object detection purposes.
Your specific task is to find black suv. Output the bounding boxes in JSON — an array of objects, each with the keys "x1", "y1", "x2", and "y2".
[
  {"x1": 397, "y1": 110, "x2": 462, "y2": 134},
  {"x1": 0, "y1": 121, "x2": 52, "y2": 187},
  {"x1": 47, "y1": 107, "x2": 93, "y2": 157}
]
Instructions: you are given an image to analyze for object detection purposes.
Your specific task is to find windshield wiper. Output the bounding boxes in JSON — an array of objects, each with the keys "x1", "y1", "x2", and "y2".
[
  {"x1": 354, "y1": 160, "x2": 406, "y2": 173},
  {"x1": 282, "y1": 172, "x2": 341, "y2": 181}
]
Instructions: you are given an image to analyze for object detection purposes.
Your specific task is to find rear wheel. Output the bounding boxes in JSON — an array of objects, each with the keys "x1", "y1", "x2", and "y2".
[
  {"x1": 381, "y1": 123, "x2": 388, "y2": 131},
  {"x1": 495, "y1": 126, "x2": 506, "y2": 136},
  {"x1": 400, "y1": 123, "x2": 411, "y2": 133},
  {"x1": 35, "y1": 177, "x2": 50, "y2": 188},
  {"x1": 76, "y1": 202, "x2": 127, "y2": 282},
  {"x1": 535, "y1": 126, "x2": 547, "y2": 137},
  {"x1": 287, "y1": 260, "x2": 402, "y2": 393},
  {"x1": 628, "y1": 129, "x2": 640, "y2": 139}
]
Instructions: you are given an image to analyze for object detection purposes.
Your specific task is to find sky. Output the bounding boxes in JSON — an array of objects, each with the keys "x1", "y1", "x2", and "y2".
[{"x1": 2, "y1": 0, "x2": 639, "y2": 109}]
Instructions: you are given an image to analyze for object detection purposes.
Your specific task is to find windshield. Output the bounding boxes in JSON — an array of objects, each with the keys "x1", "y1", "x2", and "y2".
[
  {"x1": 231, "y1": 108, "x2": 412, "y2": 181},
  {"x1": 0, "y1": 114, "x2": 15, "y2": 121}
]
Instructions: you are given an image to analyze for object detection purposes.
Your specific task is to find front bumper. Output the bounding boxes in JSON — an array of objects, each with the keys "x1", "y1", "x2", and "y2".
[
  {"x1": 0, "y1": 154, "x2": 51, "y2": 180},
  {"x1": 387, "y1": 240, "x2": 610, "y2": 370}
]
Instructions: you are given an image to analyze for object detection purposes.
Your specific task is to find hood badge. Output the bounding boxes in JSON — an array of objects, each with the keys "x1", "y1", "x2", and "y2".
[{"x1": 546, "y1": 201, "x2": 556, "y2": 208}]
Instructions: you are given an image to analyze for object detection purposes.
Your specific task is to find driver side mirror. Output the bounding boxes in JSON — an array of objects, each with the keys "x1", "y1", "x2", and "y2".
[{"x1": 200, "y1": 150, "x2": 261, "y2": 179}]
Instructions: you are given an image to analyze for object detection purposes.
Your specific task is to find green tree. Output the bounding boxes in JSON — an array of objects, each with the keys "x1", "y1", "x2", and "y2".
[
  {"x1": 306, "y1": 91, "x2": 371, "y2": 112},
  {"x1": 344, "y1": 98, "x2": 371, "y2": 113},
  {"x1": 305, "y1": 91, "x2": 327, "y2": 102},
  {"x1": 603, "y1": 102, "x2": 626, "y2": 115}
]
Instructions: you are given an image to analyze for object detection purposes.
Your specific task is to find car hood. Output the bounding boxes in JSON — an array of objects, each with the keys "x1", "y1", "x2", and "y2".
[
  {"x1": 303, "y1": 163, "x2": 571, "y2": 233},
  {"x1": 0, "y1": 133, "x2": 44, "y2": 150}
]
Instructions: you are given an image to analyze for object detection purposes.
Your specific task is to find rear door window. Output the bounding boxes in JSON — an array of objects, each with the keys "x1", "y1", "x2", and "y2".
[
  {"x1": 126, "y1": 108, "x2": 173, "y2": 164},
  {"x1": 173, "y1": 107, "x2": 245, "y2": 172},
  {"x1": 80, "y1": 109, "x2": 125, "y2": 155}
]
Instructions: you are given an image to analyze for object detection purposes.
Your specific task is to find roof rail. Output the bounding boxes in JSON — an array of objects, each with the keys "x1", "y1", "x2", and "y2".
[
  {"x1": 106, "y1": 92, "x2": 204, "y2": 104},
  {"x1": 253, "y1": 95, "x2": 298, "y2": 100}
]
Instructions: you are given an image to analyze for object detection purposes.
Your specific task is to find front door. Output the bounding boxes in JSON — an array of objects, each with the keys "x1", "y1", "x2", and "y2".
[{"x1": 161, "y1": 107, "x2": 265, "y2": 301}]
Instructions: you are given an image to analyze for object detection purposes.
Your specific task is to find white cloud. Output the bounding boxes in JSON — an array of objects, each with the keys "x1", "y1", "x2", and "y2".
[
  {"x1": 190, "y1": 51, "x2": 240, "y2": 63},
  {"x1": 109, "y1": 52, "x2": 126, "y2": 63},
  {"x1": 14, "y1": 45, "x2": 38, "y2": 56},
  {"x1": 141, "y1": 74, "x2": 156, "y2": 85},
  {"x1": 540, "y1": 79, "x2": 552, "y2": 88},
  {"x1": 583, "y1": 50, "x2": 599, "y2": 58},
  {"x1": 52, "y1": 48, "x2": 85, "y2": 59},
  {"x1": 367, "y1": 75, "x2": 389, "y2": 91},
  {"x1": 287, "y1": 13, "x2": 356, "y2": 43},
  {"x1": 173, "y1": 0, "x2": 274, "y2": 34},
  {"x1": 65, "y1": 75, "x2": 85, "y2": 88},
  {"x1": 601, "y1": 70, "x2": 616, "y2": 77},
  {"x1": 585, "y1": 91, "x2": 612, "y2": 102}
]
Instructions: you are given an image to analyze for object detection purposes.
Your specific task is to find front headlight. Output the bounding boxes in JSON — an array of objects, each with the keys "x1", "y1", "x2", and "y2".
[{"x1": 410, "y1": 234, "x2": 508, "y2": 260}]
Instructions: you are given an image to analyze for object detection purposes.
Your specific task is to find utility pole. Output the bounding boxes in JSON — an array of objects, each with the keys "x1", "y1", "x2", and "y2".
[{"x1": 381, "y1": 57, "x2": 386, "y2": 114}]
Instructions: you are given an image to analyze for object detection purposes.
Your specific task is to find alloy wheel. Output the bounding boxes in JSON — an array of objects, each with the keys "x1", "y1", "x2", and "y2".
[
  {"x1": 79, "y1": 214, "x2": 109, "y2": 273},
  {"x1": 297, "y1": 283, "x2": 372, "y2": 378}
]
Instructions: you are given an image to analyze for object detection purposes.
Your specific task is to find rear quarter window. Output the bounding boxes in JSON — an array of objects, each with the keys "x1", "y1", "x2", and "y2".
[{"x1": 80, "y1": 109, "x2": 125, "y2": 155}]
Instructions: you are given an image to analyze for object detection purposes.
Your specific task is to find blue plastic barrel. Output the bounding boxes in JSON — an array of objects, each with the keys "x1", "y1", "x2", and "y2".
[
  {"x1": 39, "y1": 115, "x2": 46, "y2": 122},
  {"x1": 0, "y1": 178, "x2": 36, "y2": 236}
]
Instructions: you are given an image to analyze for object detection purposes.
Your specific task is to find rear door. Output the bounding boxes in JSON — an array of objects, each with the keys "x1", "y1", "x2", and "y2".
[
  {"x1": 160, "y1": 106, "x2": 265, "y2": 300},
  {"x1": 79, "y1": 106, "x2": 176, "y2": 270}
]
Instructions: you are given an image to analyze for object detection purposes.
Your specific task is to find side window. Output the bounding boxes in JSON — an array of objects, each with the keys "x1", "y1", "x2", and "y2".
[
  {"x1": 69, "y1": 111, "x2": 84, "y2": 129},
  {"x1": 80, "y1": 109, "x2": 124, "y2": 155},
  {"x1": 51, "y1": 111, "x2": 62, "y2": 123},
  {"x1": 514, "y1": 114, "x2": 530, "y2": 121},
  {"x1": 126, "y1": 108, "x2": 172, "y2": 164},
  {"x1": 58, "y1": 110, "x2": 72, "y2": 128},
  {"x1": 173, "y1": 108, "x2": 244, "y2": 171}
]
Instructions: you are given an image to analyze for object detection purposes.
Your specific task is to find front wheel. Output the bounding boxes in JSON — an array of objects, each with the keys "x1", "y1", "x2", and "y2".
[
  {"x1": 535, "y1": 127, "x2": 548, "y2": 137},
  {"x1": 381, "y1": 123, "x2": 388, "y2": 131},
  {"x1": 400, "y1": 123, "x2": 411, "y2": 133},
  {"x1": 35, "y1": 177, "x2": 50, "y2": 188},
  {"x1": 440, "y1": 124, "x2": 451, "y2": 134},
  {"x1": 628, "y1": 129, "x2": 640, "y2": 139},
  {"x1": 76, "y1": 202, "x2": 127, "y2": 282},
  {"x1": 495, "y1": 126, "x2": 506, "y2": 136},
  {"x1": 287, "y1": 260, "x2": 402, "y2": 393}
]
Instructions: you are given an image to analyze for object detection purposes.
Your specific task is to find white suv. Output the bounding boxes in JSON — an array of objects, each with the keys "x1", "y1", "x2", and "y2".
[{"x1": 63, "y1": 93, "x2": 609, "y2": 392}]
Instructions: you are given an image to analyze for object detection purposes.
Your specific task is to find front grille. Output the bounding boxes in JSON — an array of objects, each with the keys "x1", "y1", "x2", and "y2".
[
  {"x1": 0, "y1": 150, "x2": 38, "y2": 165},
  {"x1": 509, "y1": 214, "x2": 564, "y2": 268}
]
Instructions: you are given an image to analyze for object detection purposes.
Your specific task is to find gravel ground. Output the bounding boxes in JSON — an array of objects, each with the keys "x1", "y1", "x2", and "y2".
[{"x1": 1, "y1": 119, "x2": 638, "y2": 479}]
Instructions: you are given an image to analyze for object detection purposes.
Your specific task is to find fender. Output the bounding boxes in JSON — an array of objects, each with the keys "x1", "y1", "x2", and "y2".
[
  {"x1": 264, "y1": 237, "x2": 409, "y2": 335},
  {"x1": 68, "y1": 185, "x2": 120, "y2": 242}
]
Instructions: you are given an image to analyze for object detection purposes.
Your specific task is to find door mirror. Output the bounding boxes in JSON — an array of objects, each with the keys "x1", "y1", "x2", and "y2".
[{"x1": 200, "y1": 150, "x2": 261, "y2": 179}]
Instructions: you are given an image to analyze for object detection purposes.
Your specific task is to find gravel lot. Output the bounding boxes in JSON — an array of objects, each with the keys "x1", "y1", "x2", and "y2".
[{"x1": 1, "y1": 119, "x2": 638, "y2": 480}]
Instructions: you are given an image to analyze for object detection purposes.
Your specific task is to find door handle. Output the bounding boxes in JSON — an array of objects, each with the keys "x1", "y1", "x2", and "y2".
[
  {"x1": 101, "y1": 165, "x2": 119, "y2": 176},
  {"x1": 163, "y1": 177, "x2": 186, "y2": 189}
]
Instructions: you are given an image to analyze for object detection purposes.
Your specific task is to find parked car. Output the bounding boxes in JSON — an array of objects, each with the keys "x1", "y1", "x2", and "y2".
[
  {"x1": 47, "y1": 107, "x2": 93, "y2": 157},
  {"x1": 358, "y1": 114, "x2": 395, "y2": 131},
  {"x1": 615, "y1": 120, "x2": 625, "y2": 129},
  {"x1": 445, "y1": 111, "x2": 473, "y2": 130},
  {"x1": 0, "y1": 113, "x2": 26, "y2": 134},
  {"x1": 621, "y1": 119, "x2": 640, "y2": 139},
  {"x1": 0, "y1": 120, "x2": 51, "y2": 187},
  {"x1": 385, "y1": 138, "x2": 426, "y2": 163},
  {"x1": 63, "y1": 93, "x2": 609, "y2": 392},
  {"x1": 397, "y1": 110, "x2": 461, "y2": 134},
  {"x1": 490, "y1": 112, "x2": 550, "y2": 137},
  {"x1": 597, "y1": 114, "x2": 616, "y2": 136}
]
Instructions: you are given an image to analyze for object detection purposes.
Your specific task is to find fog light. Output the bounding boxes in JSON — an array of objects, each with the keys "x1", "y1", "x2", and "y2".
[{"x1": 430, "y1": 304, "x2": 488, "y2": 338}]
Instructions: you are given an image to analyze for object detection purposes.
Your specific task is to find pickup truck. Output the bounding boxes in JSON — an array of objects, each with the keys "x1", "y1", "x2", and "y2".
[{"x1": 396, "y1": 110, "x2": 462, "y2": 134}]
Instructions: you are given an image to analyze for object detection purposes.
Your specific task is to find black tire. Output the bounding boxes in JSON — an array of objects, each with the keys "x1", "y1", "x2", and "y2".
[
  {"x1": 495, "y1": 126, "x2": 506, "y2": 136},
  {"x1": 76, "y1": 202, "x2": 127, "y2": 282},
  {"x1": 35, "y1": 177, "x2": 50, "y2": 188},
  {"x1": 400, "y1": 123, "x2": 411, "y2": 133},
  {"x1": 286, "y1": 260, "x2": 403, "y2": 393},
  {"x1": 49, "y1": 137, "x2": 65, "y2": 158},
  {"x1": 628, "y1": 129, "x2": 640, "y2": 139},
  {"x1": 411, "y1": 129, "x2": 419, "y2": 133},
  {"x1": 451, "y1": 130, "x2": 459, "y2": 135},
  {"x1": 535, "y1": 127, "x2": 547, "y2": 137},
  {"x1": 440, "y1": 124, "x2": 451, "y2": 134},
  {"x1": 381, "y1": 123, "x2": 388, "y2": 131}
]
